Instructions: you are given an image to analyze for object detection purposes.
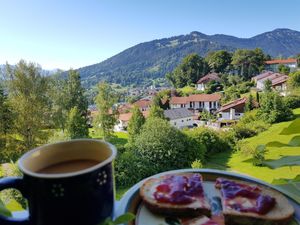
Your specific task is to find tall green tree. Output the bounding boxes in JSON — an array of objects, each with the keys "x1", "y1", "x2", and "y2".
[
  {"x1": 245, "y1": 94, "x2": 254, "y2": 112},
  {"x1": 149, "y1": 105, "x2": 165, "y2": 119},
  {"x1": 231, "y1": 48, "x2": 267, "y2": 79},
  {"x1": 65, "y1": 69, "x2": 89, "y2": 138},
  {"x1": 258, "y1": 92, "x2": 293, "y2": 123},
  {"x1": 166, "y1": 54, "x2": 209, "y2": 88},
  {"x1": 288, "y1": 71, "x2": 300, "y2": 89},
  {"x1": 94, "y1": 82, "x2": 118, "y2": 140},
  {"x1": 48, "y1": 73, "x2": 69, "y2": 131},
  {"x1": 6, "y1": 60, "x2": 50, "y2": 151},
  {"x1": 66, "y1": 69, "x2": 88, "y2": 113},
  {"x1": 297, "y1": 54, "x2": 300, "y2": 68},
  {"x1": 66, "y1": 106, "x2": 89, "y2": 139},
  {"x1": 127, "y1": 106, "x2": 145, "y2": 144},
  {"x1": 264, "y1": 79, "x2": 273, "y2": 92},
  {"x1": 205, "y1": 50, "x2": 232, "y2": 73},
  {"x1": 0, "y1": 85, "x2": 13, "y2": 136}
]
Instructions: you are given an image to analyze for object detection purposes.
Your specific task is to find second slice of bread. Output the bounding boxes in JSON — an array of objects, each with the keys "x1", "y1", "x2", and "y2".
[{"x1": 140, "y1": 173, "x2": 211, "y2": 217}]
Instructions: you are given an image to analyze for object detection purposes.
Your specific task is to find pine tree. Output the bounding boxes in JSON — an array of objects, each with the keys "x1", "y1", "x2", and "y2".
[
  {"x1": 127, "y1": 106, "x2": 145, "y2": 144},
  {"x1": 149, "y1": 105, "x2": 165, "y2": 119},
  {"x1": 64, "y1": 69, "x2": 89, "y2": 138},
  {"x1": 0, "y1": 85, "x2": 12, "y2": 136},
  {"x1": 94, "y1": 82, "x2": 118, "y2": 140},
  {"x1": 66, "y1": 106, "x2": 89, "y2": 139}
]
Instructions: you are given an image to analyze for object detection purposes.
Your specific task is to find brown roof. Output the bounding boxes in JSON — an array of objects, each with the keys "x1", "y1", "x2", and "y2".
[
  {"x1": 119, "y1": 111, "x2": 149, "y2": 122},
  {"x1": 118, "y1": 103, "x2": 133, "y2": 113},
  {"x1": 197, "y1": 72, "x2": 221, "y2": 84},
  {"x1": 265, "y1": 59, "x2": 297, "y2": 65},
  {"x1": 252, "y1": 71, "x2": 274, "y2": 81},
  {"x1": 170, "y1": 96, "x2": 189, "y2": 105},
  {"x1": 218, "y1": 97, "x2": 247, "y2": 112},
  {"x1": 134, "y1": 99, "x2": 152, "y2": 108},
  {"x1": 272, "y1": 75, "x2": 289, "y2": 86},
  {"x1": 187, "y1": 93, "x2": 221, "y2": 102},
  {"x1": 170, "y1": 94, "x2": 221, "y2": 105}
]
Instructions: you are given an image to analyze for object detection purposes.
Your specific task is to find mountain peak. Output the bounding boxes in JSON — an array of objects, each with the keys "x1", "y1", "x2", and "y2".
[{"x1": 76, "y1": 28, "x2": 300, "y2": 88}]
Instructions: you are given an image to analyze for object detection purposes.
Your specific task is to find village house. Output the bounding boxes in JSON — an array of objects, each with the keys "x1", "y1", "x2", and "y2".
[
  {"x1": 133, "y1": 99, "x2": 152, "y2": 111},
  {"x1": 170, "y1": 93, "x2": 221, "y2": 113},
  {"x1": 265, "y1": 59, "x2": 298, "y2": 72},
  {"x1": 252, "y1": 71, "x2": 289, "y2": 92},
  {"x1": 217, "y1": 97, "x2": 247, "y2": 121},
  {"x1": 114, "y1": 111, "x2": 149, "y2": 131},
  {"x1": 196, "y1": 72, "x2": 221, "y2": 91},
  {"x1": 164, "y1": 108, "x2": 194, "y2": 129}
]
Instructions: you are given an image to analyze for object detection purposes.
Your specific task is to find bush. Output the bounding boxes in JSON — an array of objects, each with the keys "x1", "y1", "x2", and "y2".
[
  {"x1": 233, "y1": 110, "x2": 270, "y2": 139},
  {"x1": 115, "y1": 150, "x2": 157, "y2": 188},
  {"x1": 134, "y1": 118, "x2": 204, "y2": 172},
  {"x1": 284, "y1": 96, "x2": 300, "y2": 109},
  {"x1": 185, "y1": 127, "x2": 230, "y2": 156},
  {"x1": 252, "y1": 145, "x2": 268, "y2": 166},
  {"x1": 258, "y1": 92, "x2": 294, "y2": 123}
]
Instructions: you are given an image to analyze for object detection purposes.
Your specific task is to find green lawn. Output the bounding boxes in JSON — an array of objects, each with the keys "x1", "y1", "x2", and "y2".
[{"x1": 206, "y1": 108, "x2": 300, "y2": 183}]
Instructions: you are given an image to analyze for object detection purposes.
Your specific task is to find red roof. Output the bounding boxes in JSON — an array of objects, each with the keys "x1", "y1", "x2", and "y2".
[
  {"x1": 170, "y1": 96, "x2": 189, "y2": 105},
  {"x1": 265, "y1": 59, "x2": 297, "y2": 65},
  {"x1": 119, "y1": 111, "x2": 149, "y2": 122},
  {"x1": 170, "y1": 94, "x2": 221, "y2": 105},
  {"x1": 197, "y1": 72, "x2": 221, "y2": 84},
  {"x1": 134, "y1": 99, "x2": 152, "y2": 108},
  {"x1": 218, "y1": 97, "x2": 247, "y2": 112}
]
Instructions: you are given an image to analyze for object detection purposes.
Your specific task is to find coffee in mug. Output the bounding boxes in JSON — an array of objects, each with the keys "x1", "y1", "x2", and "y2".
[{"x1": 0, "y1": 139, "x2": 117, "y2": 225}]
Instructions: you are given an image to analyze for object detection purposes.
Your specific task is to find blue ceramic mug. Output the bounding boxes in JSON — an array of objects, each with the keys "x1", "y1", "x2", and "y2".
[{"x1": 0, "y1": 139, "x2": 117, "y2": 225}]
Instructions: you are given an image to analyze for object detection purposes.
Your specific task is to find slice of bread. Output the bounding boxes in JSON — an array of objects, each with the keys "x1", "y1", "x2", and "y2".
[
  {"x1": 215, "y1": 178, "x2": 294, "y2": 225},
  {"x1": 140, "y1": 173, "x2": 211, "y2": 217}
]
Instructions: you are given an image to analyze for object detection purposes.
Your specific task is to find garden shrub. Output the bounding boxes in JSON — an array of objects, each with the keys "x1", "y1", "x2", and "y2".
[
  {"x1": 284, "y1": 96, "x2": 300, "y2": 109},
  {"x1": 115, "y1": 150, "x2": 157, "y2": 188},
  {"x1": 134, "y1": 118, "x2": 204, "y2": 172},
  {"x1": 185, "y1": 127, "x2": 230, "y2": 156},
  {"x1": 252, "y1": 145, "x2": 268, "y2": 166},
  {"x1": 233, "y1": 110, "x2": 270, "y2": 139}
]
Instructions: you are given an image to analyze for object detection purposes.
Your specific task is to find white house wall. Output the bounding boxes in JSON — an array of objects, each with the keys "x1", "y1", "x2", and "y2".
[{"x1": 169, "y1": 116, "x2": 194, "y2": 129}]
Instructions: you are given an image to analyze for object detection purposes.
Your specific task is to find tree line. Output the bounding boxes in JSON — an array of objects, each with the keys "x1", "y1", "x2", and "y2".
[
  {"x1": 166, "y1": 48, "x2": 272, "y2": 88},
  {"x1": 0, "y1": 60, "x2": 106, "y2": 162}
]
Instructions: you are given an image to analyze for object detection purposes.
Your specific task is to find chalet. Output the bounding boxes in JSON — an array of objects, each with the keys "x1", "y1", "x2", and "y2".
[
  {"x1": 134, "y1": 99, "x2": 152, "y2": 111},
  {"x1": 196, "y1": 72, "x2": 221, "y2": 91},
  {"x1": 217, "y1": 97, "x2": 247, "y2": 121},
  {"x1": 170, "y1": 94, "x2": 221, "y2": 112},
  {"x1": 114, "y1": 111, "x2": 149, "y2": 131},
  {"x1": 252, "y1": 71, "x2": 288, "y2": 92},
  {"x1": 164, "y1": 108, "x2": 194, "y2": 129},
  {"x1": 265, "y1": 59, "x2": 298, "y2": 72}
]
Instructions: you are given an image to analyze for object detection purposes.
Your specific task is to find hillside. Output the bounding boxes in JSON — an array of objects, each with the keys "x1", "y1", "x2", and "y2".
[{"x1": 28, "y1": 29, "x2": 300, "y2": 87}]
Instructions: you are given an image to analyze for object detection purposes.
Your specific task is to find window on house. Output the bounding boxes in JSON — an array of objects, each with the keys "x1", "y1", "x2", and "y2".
[{"x1": 174, "y1": 122, "x2": 176, "y2": 125}]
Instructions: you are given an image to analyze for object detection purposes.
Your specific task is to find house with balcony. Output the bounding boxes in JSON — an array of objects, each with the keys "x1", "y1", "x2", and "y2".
[
  {"x1": 196, "y1": 72, "x2": 221, "y2": 91},
  {"x1": 170, "y1": 93, "x2": 221, "y2": 113},
  {"x1": 217, "y1": 97, "x2": 247, "y2": 121}
]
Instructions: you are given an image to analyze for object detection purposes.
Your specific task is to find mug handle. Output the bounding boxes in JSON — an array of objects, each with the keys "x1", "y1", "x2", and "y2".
[{"x1": 0, "y1": 177, "x2": 30, "y2": 225}]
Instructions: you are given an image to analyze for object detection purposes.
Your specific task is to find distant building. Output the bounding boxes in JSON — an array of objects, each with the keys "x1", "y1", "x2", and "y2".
[
  {"x1": 265, "y1": 59, "x2": 298, "y2": 72},
  {"x1": 134, "y1": 99, "x2": 152, "y2": 111},
  {"x1": 196, "y1": 72, "x2": 221, "y2": 91},
  {"x1": 170, "y1": 94, "x2": 221, "y2": 112},
  {"x1": 217, "y1": 97, "x2": 247, "y2": 121},
  {"x1": 114, "y1": 111, "x2": 149, "y2": 131},
  {"x1": 164, "y1": 108, "x2": 194, "y2": 129},
  {"x1": 252, "y1": 71, "x2": 289, "y2": 92}
]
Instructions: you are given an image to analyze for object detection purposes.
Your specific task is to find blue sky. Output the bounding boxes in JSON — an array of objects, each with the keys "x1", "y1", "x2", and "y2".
[{"x1": 1, "y1": 0, "x2": 300, "y2": 70}]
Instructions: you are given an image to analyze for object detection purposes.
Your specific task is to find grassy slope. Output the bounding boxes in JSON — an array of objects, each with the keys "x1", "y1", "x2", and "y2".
[{"x1": 206, "y1": 108, "x2": 300, "y2": 183}]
